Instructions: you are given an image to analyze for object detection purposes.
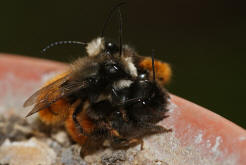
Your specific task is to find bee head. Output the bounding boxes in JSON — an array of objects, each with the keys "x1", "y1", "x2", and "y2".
[
  {"x1": 130, "y1": 80, "x2": 156, "y2": 106},
  {"x1": 124, "y1": 79, "x2": 167, "y2": 123}
]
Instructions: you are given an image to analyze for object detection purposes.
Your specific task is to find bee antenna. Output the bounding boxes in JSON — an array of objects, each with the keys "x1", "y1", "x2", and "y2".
[
  {"x1": 41, "y1": 41, "x2": 87, "y2": 54},
  {"x1": 100, "y1": 2, "x2": 126, "y2": 37},
  {"x1": 152, "y1": 49, "x2": 156, "y2": 81},
  {"x1": 118, "y1": 8, "x2": 123, "y2": 56}
]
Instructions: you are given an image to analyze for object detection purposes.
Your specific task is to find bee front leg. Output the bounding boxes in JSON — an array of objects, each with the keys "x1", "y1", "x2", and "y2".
[
  {"x1": 80, "y1": 137, "x2": 105, "y2": 157},
  {"x1": 72, "y1": 102, "x2": 90, "y2": 136},
  {"x1": 136, "y1": 123, "x2": 172, "y2": 136},
  {"x1": 111, "y1": 136, "x2": 144, "y2": 150},
  {"x1": 148, "y1": 124, "x2": 172, "y2": 133}
]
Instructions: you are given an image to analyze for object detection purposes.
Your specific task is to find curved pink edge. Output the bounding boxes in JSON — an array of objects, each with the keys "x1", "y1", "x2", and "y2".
[
  {"x1": 167, "y1": 94, "x2": 246, "y2": 164},
  {"x1": 0, "y1": 53, "x2": 245, "y2": 164}
]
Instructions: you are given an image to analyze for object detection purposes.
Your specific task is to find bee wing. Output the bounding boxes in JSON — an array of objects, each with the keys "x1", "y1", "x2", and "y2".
[
  {"x1": 24, "y1": 75, "x2": 90, "y2": 117},
  {"x1": 23, "y1": 75, "x2": 70, "y2": 107}
]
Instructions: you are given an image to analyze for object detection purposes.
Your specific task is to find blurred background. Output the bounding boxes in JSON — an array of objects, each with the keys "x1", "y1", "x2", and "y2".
[{"x1": 0, "y1": 0, "x2": 245, "y2": 128}]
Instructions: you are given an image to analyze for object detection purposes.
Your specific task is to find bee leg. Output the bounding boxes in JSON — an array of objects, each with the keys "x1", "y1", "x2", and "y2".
[
  {"x1": 80, "y1": 125, "x2": 109, "y2": 157},
  {"x1": 139, "y1": 123, "x2": 172, "y2": 133},
  {"x1": 109, "y1": 127, "x2": 144, "y2": 150},
  {"x1": 129, "y1": 138, "x2": 144, "y2": 150},
  {"x1": 72, "y1": 102, "x2": 89, "y2": 136},
  {"x1": 80, "y1": 137, "x2": 105, "y2": 158},
  {"x1": 111, "y1": 137, "x2": 144, "y2": 150},
  {"x1": 150, "y1": 125, "x2": 172, "y2": 133}
]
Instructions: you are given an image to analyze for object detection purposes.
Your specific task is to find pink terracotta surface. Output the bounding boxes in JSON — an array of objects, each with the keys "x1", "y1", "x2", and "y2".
[{"x1": 0, "y1": 53, "x2": 246, "y2": 164}]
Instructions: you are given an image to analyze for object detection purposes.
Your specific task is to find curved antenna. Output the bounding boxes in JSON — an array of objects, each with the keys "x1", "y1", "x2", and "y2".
[
  {"x1": 152, "y1": 49, "x2": 156, "y2": 81},
  {"x1": 100, "y1": 2, "x2": 126, "y2": 37},
  {"x1": 41, "y1": 40, "x2": 87, "y2": 54},
  {"x1": 118, "y1": 8, "x2": 123, "y2": 56}
]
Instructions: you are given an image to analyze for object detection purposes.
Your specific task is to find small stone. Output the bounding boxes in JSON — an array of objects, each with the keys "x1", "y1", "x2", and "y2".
[
  {"x1": 60, "y1": 145, "x2": 87, "y2": 165},
  {"x1": 154, "y1": 160, "x2": 169, "y2": 165},
  {"x1": 51, "y1": 131, "x2": 70, "y2": 146},
  {"x1": 0, "y1": 138, "x2": 56, "y2": 165},
  {"x1": 46, "y1": 138, "x2": 63, "y2": 153},
  {"x1": 0, "y1": 115, "x2": 33, "y2": 144},
  {"x1": 101, "y1": 150, "x2": 126, "y2": 165}
]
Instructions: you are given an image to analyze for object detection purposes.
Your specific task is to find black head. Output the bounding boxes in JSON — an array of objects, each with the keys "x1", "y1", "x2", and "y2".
[
  {"x1": 129, "y1": 80, "x2": 157, "y2": 106},
  {"x1": 126, "y1": 80, "x2": 167, "y2": 123}
]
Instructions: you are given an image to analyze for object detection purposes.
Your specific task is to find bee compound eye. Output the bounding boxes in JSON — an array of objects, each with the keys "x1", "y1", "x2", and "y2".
[{"x1": 105, "y1": 42, "x2": 119, "y2": 55}]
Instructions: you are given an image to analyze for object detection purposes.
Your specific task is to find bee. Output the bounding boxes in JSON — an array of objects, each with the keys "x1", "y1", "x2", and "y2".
[{"x1": 24, "y1": 3, "x2": 172, "y2": 156}]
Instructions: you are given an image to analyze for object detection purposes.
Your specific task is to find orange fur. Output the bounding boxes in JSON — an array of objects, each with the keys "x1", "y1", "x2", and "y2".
[
  {"x1": 39, "y1": 99, "x2": 69, "y2": 125},
  {"x1": 65, "y1": 101, "x2": 95, "y2": 145},
  {"x1": 139, "y1": 58, "x2": 172, "y2": 85},
  {"x1": 38, "y1": 72, "x2": 70, "y2": 125}
]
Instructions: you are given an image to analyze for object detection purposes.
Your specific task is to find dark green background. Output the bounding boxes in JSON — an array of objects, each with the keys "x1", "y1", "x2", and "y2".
[{"x1": 0, "y1": 0, "x2": 245, "y2": 128}]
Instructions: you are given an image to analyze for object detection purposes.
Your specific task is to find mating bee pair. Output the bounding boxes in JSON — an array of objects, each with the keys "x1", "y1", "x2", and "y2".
[{"x1": 24, "y1": 4, "x2": 172, "y2": 156}]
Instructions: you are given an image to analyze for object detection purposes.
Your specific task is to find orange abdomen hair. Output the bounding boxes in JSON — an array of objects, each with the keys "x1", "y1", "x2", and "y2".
[
  {"x1": 39, "y1": 99, "x2": 70, "y2": 125},
  {"x1": 38, "y1": 72, "x2": 70, "y2": 125},
  {"x1": 139, "y1": 57, "x2": 172, "y2": 85},
  {"x1": 65, "y1": 101, "x2": 95, "y2": 145}
]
